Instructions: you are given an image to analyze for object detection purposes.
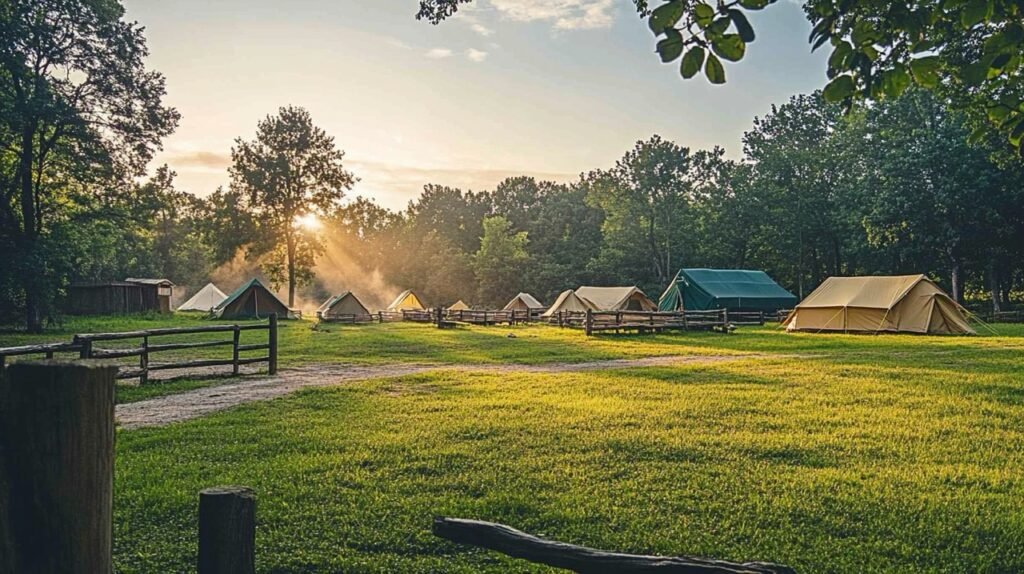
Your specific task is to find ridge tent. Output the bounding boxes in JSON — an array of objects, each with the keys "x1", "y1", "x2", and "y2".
[
  {"x1": 574, "y1": 286, "x2": 657, "y2": 312},
  {"x1": 502, "y1": 292, "x2": 544, "y2": 312},
  {"x1": 386, "y1": 289, "x2": 425, "y2": 311},
  {"x1": 782, "y1": 275, "x2": 974, "y2": 335},
  {"x1": 177, "y1": 283, "x2": 227, "y2": 312},
  {"x1": 213, "y1": 278, "x2": 294, "y2": 320},
  {"x1": 447, "y1": 299, "x2": 471, "y2": 311},
  {"x1": 541, "y1": 289, "x2": 598, "y2": 317},
  {"x1": 317, "y1": 291, "x2": 371, "y2": 320},
  {"x1": 659, "y1": 268, "x2": 797, "y2": 312}
]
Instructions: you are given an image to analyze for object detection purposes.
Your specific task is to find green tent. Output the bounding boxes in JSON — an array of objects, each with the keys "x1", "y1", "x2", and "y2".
[
  {"x1": 658, "y1": 268, "x2": 797, "y2": 312},
  {"x1": 213, "y1": 278, "x2": 293, "y2": 319}
]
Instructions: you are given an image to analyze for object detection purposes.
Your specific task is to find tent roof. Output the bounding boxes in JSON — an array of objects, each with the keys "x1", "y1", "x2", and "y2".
[
  {"x1": 447, "y1": 299, "x2": 471, "y2": 311},
  {"x1": 503, "y1": 292, "x2": 544, "y2": 310},
  {"x1": 216, "y1": 278, "x2": 286, "y2": 311},
  {"x1": 575, "y1": 286, "x2": 654, "y2": 310},
  {"x1": 386, "y1": 289, "x2": 425, "y2": 311},
  {"x1": 177, "y1": 283, "x2": 227, "y2": 311},
  {"x1": 317, "y1": 291, "x2": 369, "y2": 315},
  {"x1": 125, "y1": 277, "x2": 175, "y2": 287},
  {"x1": 541, "y1": 290, "x2": 598, "y2": 317},
  {"x1": 796, "y1": 275, "x2": 935, "y2": 309},
  {"x1": 677, "y1": 269, "x2": 796, "y2": 301}
]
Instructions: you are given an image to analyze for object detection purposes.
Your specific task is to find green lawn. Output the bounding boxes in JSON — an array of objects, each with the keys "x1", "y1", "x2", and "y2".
[{"x1": 4, "y1": 317, "x2": 1024, "y2": 572}]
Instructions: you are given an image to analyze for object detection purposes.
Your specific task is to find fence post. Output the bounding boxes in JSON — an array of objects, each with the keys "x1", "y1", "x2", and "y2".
[
  {"x1": 198, "y1": 486, "x2": 256, "y2": 574},
  {"x1": 377, "y1": 311, "x2": 383, "y2": 324},
  {"x1": 232, "y1": 326, "x2": 241, "y2": 376},
  {"x1": 585, "y1": 309, "x2": 593, "y2": 336},
  {"x1": 0, "y1": 360, "x2": 117, "y2": 574},
  {"x1": 75, "y1": 336, "x2": 92, "y2": 359},
  {"x1": 268, "y1": 314, "x2": 278, "y2": 375},
  {"x1": 140, "y1": 335, "x2": 149, "y2": 385}
]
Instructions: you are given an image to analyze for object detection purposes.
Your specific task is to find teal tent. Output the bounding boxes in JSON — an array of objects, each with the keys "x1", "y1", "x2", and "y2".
[
  {"x1": 213, "y1": 278, "x2": 294, "y2": 319},
  {"x1": 658, "y1": 269, "x2": 797, "y2": 312}
]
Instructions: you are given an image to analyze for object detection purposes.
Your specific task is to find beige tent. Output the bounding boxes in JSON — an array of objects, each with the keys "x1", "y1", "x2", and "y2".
[
  {"x1": 386, "y1": 289, "x2": 425, "y2": 311},
  {"x1": 177, "y1": 283, "x2": 227, "y2": 312},
  {"x1": 575, "y1": 286, "x2": 658, "y2": 312},
  {"x1": 503, "y1": 292, "x2": 544, "y2": 312},
  {"x1": 541, "y1": 290, "x2": 598, "y2": 317},
  {"x1": 447, "y1": 299, "x2": 471, "y2": 311},
  {"x1": 317, "y1": 291, "x2": 371, "y2": 319},
  {"x1": 782, "y1": 275, "x2": 974, "y2": 335}
]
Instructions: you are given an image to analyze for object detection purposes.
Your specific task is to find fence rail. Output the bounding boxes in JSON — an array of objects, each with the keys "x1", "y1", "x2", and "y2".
[
  {"x1": 0, "y1": 315, "x2": 278, "y2": 383},
  {"x1": 445, "y1": 309, "x2": 534, "y2": 325},
  {"x1": 545, "y1": 309, "x2": 732, "y2": 335}
]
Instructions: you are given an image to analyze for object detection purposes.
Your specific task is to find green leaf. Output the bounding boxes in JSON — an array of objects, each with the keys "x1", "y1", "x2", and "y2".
[
  {"x1": 881, "y1": 65, "x2": 911, "y2": 97},
  {"x1": 1009, "y1": 116, "x2": 1024, "y2": 145},
  {"x1": 681, "y1": 45, "x2": 706, "y2": 78},
  {"x1": 711, "y1": 34, "x2": 746, "y2": 62},
  {"x1": 828, "y1": 42, "x2": 853, "y2": 73},
  {"x1": 961, "y1": 0, "x2": 989, "y2": 28},
  {"x1": 739, "y1": 0, "x2": 771, "y2": 8},
  {"x1": 693, "y1": 3, "x2": 715, "y2": 28},
  {"x1": 708, "y1": 17, "x2": 731, "y2": 35},
  {"x1": 656, "y1": 29, "x2": 684, "y2": 63},
  {"x1": 910, "y1": 56, "x2": 941, "y2": 88},
  {"x1": 823, "y1": 75, "x2": 855, "y2": 102},
  {"x1": 705, "y1": 52, "x2": 726, "y2": 84},
  {"x1": 649, "y1": 0, "x2": 685, "y2": 34},
  {"x1": 728, "y1": 10, "x2": 756, "y2": 43}
]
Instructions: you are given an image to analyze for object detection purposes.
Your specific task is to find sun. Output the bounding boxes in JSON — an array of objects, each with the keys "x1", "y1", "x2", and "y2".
[{"x1": 293, "y1": 213, "x2": 322, "y2": 231}]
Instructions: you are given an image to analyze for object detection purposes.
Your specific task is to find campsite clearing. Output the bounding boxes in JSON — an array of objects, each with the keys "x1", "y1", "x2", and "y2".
[{"x1": 3, "y1": 318, "x2": 1023, "y2": 572}]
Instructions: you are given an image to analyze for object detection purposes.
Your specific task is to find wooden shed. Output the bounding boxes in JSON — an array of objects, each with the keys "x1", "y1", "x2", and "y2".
[{"x1": 66, "y1": 278, "x2": 174, "y2": 315}]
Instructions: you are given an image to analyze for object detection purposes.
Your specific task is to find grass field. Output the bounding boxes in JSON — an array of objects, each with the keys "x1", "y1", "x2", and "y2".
[{"x1": 4, "y1": 317, "x2": 1024, "y2": 572}]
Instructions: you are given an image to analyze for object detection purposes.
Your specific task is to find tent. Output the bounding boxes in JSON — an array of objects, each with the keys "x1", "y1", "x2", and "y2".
[
  {"x1": 317, "y1": 291, "x2": 371, "y2": 319},
  {"x1": 386, "y1": 289, "x2": 425, "y2": 311},
  {"x1": 502, "y1": 292, "x2": 544, "y2": 312},
  {"x1": 541, "y1": 289, "x2": 598, "y2": 317},
  {"x1": 574, "y1": 286, "x2": 657, "y2": 312},
  {"x1": 177, "y1": 283, "x2": 227, "y2": 312},
  {"x1": 658, "y1": 268, "x2": 797, "y2": 312},
  {"x1": 213, "y1": 278, "x2": 293, "y2": 320},
  {"x1": 782, "y1": 275, "x2": 975, "y2": 335},
  {"x1": 447, "y1": 299, "x2": 471, "y2": 311}
]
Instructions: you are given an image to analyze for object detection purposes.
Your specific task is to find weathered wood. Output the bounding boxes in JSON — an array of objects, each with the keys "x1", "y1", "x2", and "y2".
[
  {"x1": 0, "y1": 361, "x2": 117, "y2": 574},
  {"x1": 432, "y1": 517, "x2": 795, "y2": 574},
  {"x1": 232, "y1": 326, "x2": 241, "y2": 376},
  {"x1": 140, "y1": 335, "x2": 149, "y2": 385},
  {"x1": 198, "y1": 486, "x2": 256, "y2": 574},
  {"x1": 268, "y1": 313, "x2": 278, "y2": 375}
]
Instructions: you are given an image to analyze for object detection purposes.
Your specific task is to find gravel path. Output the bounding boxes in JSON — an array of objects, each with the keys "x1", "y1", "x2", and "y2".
[{"x1": 116, "y1": 354, "x2": 764, "y2": 430}]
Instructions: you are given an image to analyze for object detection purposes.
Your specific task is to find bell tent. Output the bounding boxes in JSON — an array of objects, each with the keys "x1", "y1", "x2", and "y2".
[
  {"x1": 782, "y1": 275, "x2": 974, "y2": 335},
  {"x1": 541, "y1": 289, "x2": 599, "y2": 317},
  {"x1": 574, "y1": 286, "x2": 657, "y2": 312},
  {"x1": 659, "y1": 268, "x2": 797, "y2": 312},
  {"x1": 213, "y1": 278, "x2": 293, "y2": 320},
  {"x1": 447, "y1": 299, "x2": 471, "y2": 311},
  {"x1": 177, "y1": 283, "x2": 227, "y2": 312},
  {"x1": 502, "y1": 292, "x2": 545, "y2": 312},
  {"x1": 386, "y1": 289, "x2": 425, "y2": 311},
  {"x1": 317, "y1": 291, "x2": 371, "y2": 320}
]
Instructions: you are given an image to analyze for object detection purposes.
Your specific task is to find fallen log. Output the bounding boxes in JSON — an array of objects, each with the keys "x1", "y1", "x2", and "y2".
[{"x1": 432, "y1": 517, "x2": 795, "y2": 574}]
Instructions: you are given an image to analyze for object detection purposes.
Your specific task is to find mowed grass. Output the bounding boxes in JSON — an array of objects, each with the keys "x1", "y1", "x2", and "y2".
[{"x1": 101, "y1": 321, "x2": 1024, "y2": 573}]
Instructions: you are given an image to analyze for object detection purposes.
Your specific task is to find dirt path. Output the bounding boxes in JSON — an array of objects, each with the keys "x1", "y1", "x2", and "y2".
[{"x1": 116, "y1": 354, "x2": 766, "y2": 430}]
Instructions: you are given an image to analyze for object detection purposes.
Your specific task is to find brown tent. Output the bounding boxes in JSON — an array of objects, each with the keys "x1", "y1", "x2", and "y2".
[
  {"x1": 782, "y1": 275, "x2": 975, "y2": 335},
  {"x1": 502, "y1": 292, "x2": 544, "y2": 312},
  {"x1": 541, "y1": 290, "x2": 598, "y2": 317},
  {"x1": 317, "y1": 291, "x2": 371, "y2": 320},
  {"x1": 574, "y1": 286, "x2": 657, "y2": 312}
]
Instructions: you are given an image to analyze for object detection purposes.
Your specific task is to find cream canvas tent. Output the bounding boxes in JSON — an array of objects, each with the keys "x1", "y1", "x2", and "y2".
[
  {"x1": 447, "y1": 299, "x2": 471, "y2": 311},
  {"x1": 541, "y1": 290, "x2": 598, "y2": 317},
  {"x1": 502, "y1": 292, "x2": 544, "y2": 312},
  {"x1": 177, "y1": 283, "x2": 227, "y2": 312},
  {"x1": 317, "y1": 291, "x2": 371, "y2": 320},
  {"x1": 386, "y1": 289, "x2": 425, "y2": 311},
  {"x1": 782, "y1": 275, "x2": 974, "y2": 335},
  {"x1": 574, "y1": 286, "x2": 658, "y2": 312}
]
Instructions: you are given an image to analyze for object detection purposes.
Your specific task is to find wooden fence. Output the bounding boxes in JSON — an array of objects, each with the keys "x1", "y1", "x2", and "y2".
[
  {"x1": 445, "y1": 309, "x2": 533, "y2": 325},
  {"x1": 547, "y1": 309, "x2": 731, "y2": 335},
  {"x1": 0, "y1": 315, "x2": 278, "y2": 383},
  {"x1": 0, "y1": 361, "x2": 797, "y2": 574}
]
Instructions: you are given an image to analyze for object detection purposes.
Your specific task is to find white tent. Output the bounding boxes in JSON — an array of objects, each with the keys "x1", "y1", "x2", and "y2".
[
  {"x1": 502, "y1": 292, "x2": 544, "y2": 311},
  {"x1": 177, "y1": 283, "x2": 227, "y2": 312},
  {"x1": 574, "y1": 286, "x2": 657, "y2": 311}
]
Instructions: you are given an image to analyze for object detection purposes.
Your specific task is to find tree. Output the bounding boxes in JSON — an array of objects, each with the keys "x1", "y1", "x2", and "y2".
[
  {"x1": 230, "y1": 106, "x2": 356, "y2": 306},
  {"x1": 0, "y1": 0, "x2": 178, "y2": 330},
  {"x1": 474, "y1": 216, "x2": 530, "y2": 306}
]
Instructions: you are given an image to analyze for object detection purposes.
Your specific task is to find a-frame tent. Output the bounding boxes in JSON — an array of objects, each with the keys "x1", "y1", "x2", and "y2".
[
  {"x1": 213, "y1": 278, "x2": 293, "y2": 320},
  {"x1": 658, "y1": 268, "x2": 797, "y2": 312},
  {"x1": 574, "y1": 286, "x2": 657, "y2": 312},
  {"x1": 177, "y1": 283, "x2": 227, "y2": 312},
  {"x1": 782, "y1": 275, "x2": 975, "y2": 335},
  {"x1": 447, "y1": 299, "x2": 471, "y2": 311},
  {"x1": 541, "y1": 289, "x2": 598, "y2": 317},
  {"x1": 386, "y1": 289, "x2": 425, "y2": 311},
  {"x1": 317, "y1": 291, "x2": 371, "y2": 320},
  {"x1": 502, "y1": 292, "x2": 544, "y2": 312}
]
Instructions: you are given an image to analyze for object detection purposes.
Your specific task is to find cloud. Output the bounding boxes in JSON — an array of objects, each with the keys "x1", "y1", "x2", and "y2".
[
  {"x1": 384, "y1": 36, "x2": 412, "y2": 50},
  {"x1": 465, "y1": 48, "x2": 488, "y2": 62},
  {"x1": 165, "y1": 150, "x2": 231, "y2": 171},
  {"x1": 425, "y1": 47, "x2": 454, "y2": 59},
  {"x1": 470, "y1": 22, "x2": 495, "y2": 36},
  {"x1": 488, "y1": 0, "x2": 616, "y2": 30}
]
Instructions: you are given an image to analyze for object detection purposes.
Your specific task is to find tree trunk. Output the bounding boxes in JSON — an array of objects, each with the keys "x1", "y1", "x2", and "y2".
[
  {"x1": 989, "y1": 263, "x2": 1002, "y2": 313},
  {"x1": 19, "y1": 124, "x2": 42, "y2": 333},
  {"x1": 950, "y1": 257, "x2": 963, "y2": 304},
  {"x1": 286, "y1": 232, "x2": 296, "y2": 307}
]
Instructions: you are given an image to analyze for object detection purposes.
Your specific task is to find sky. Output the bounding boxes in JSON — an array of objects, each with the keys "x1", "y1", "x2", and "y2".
[{"x1": 123, "y1": 0, "x2": 828, "y2": 211}]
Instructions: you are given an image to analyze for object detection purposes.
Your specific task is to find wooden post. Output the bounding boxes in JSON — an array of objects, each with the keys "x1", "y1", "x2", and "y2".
[
  {"x1": 585, "y1": 309, "x2": 593, "y2": 337},
  {"x1": 75, "y1": 336, "x2": 92, "y2": 359},
  {"x1": 267, "y1": 314, "x2": 278, "y2": 375},
  {"x1": 0, "y1": 361, "x2": 117, "y2": 574},
  {"x1": 377, "y1": 311, "x2": 383, "y2": 324},
  {"x1": 232, "y1": 326, "x2": 241, "y2": 376},
  {"x1": 140, "y1": 335, "x2": 149, "y2": 385},
  {"x1": 198, "y1": 486, "x2": 256, "y2": 574}
]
